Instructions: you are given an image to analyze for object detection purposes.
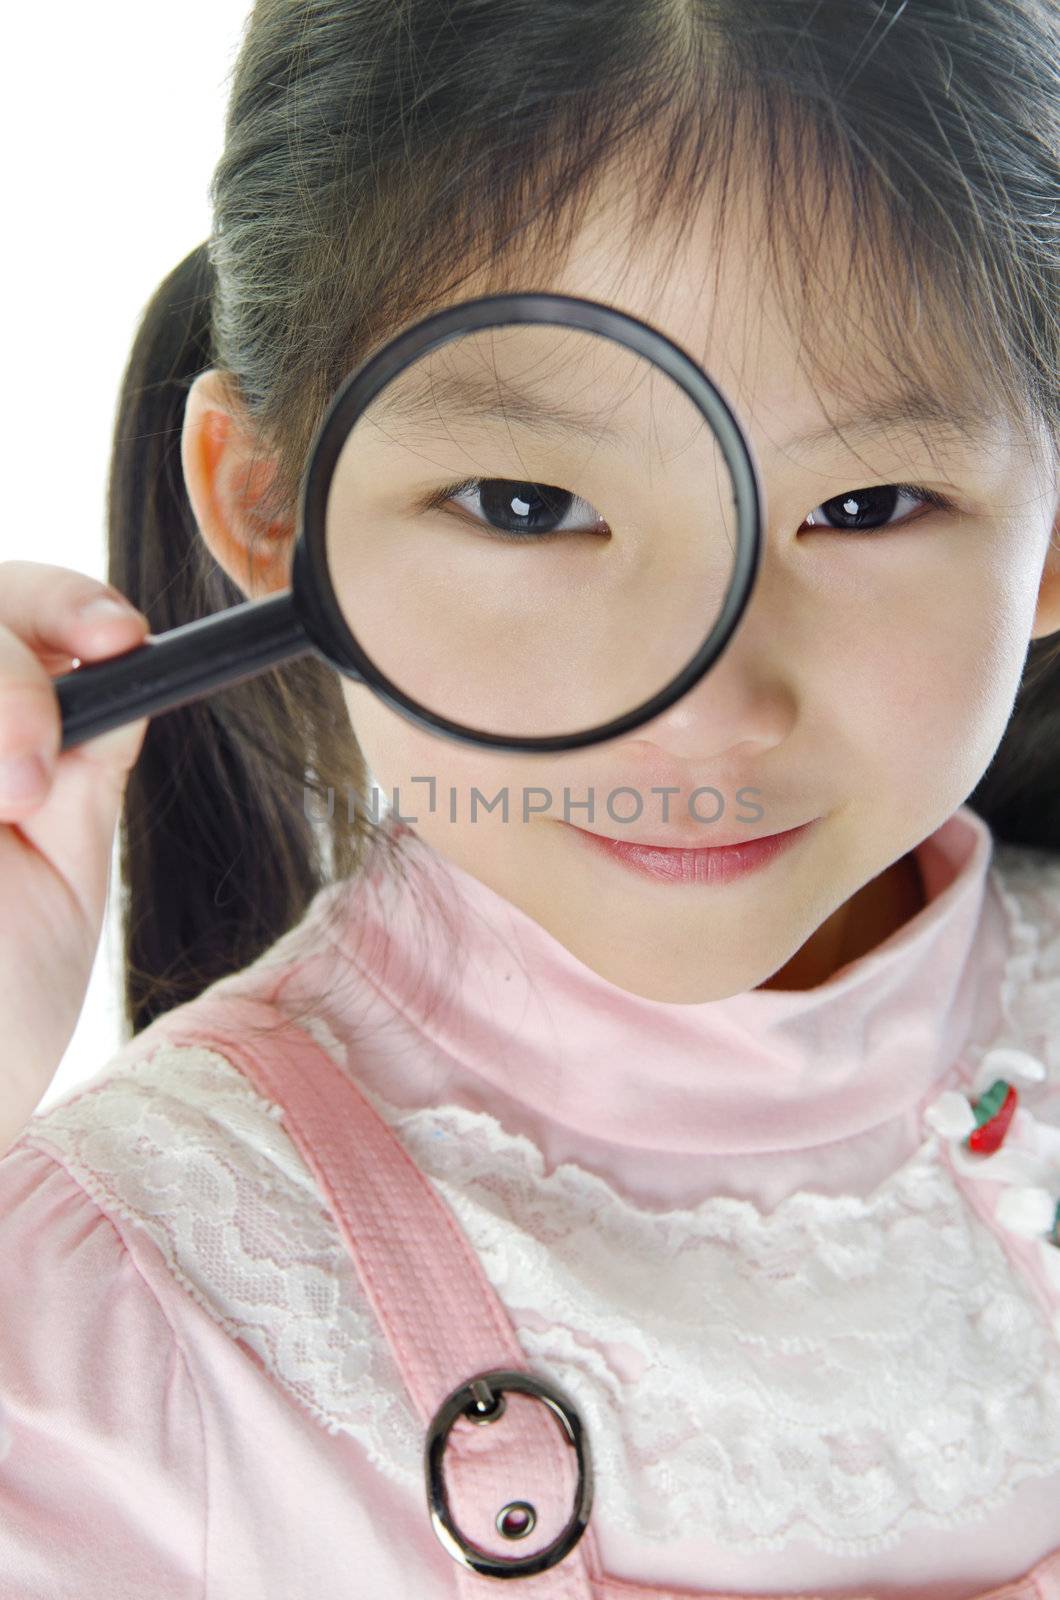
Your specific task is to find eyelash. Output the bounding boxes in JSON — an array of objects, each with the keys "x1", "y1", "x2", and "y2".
[
  {"x1": 421, "y1": 479, "x2": 594, "y2": 543},
  {"x1": 422, "y1": 478, "x2": 959, "y2": 542},
  {"x1": 803, "y1": 483, "x2": 957, "y2": 534}
]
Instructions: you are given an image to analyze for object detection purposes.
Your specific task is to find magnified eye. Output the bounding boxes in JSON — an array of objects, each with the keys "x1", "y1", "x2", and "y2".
[
  {"x1": 804, "y1": 483, "x2": 955, "y2": 533},
  {"x1": 426, "y1": 477, "x2": 610, "y2": 542}
]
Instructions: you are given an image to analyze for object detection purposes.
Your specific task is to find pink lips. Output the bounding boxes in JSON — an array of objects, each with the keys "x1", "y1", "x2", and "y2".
[{"x1": 564, "y1": 820, "x2": 818, "y2": 885}]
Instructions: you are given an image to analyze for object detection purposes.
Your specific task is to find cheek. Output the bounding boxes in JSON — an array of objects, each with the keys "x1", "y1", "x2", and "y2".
[
  {"x1": 835, "y1": 558, "x2": 1033, "y2": 797},
  {"x1": 339, "y1": 682, "x2": 556, "y2": 853}
]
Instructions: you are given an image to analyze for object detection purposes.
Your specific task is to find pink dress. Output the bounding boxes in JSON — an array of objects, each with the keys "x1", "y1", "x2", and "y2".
[{"x1": 0, "y1": 802, "x2": 1059, "y2": 1598}]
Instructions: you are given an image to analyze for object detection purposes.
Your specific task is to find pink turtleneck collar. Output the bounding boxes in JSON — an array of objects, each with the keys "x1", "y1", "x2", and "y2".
[{"x1": 307, "y1": 803, "x2": 1007, "y2": 1160}]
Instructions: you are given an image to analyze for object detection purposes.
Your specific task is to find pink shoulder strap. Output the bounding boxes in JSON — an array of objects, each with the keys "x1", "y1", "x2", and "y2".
[
  {"x1": 156, "y1": 993, "x2": 1060, "y2": 1600},
  {"x1": 162, "y1": 991, "x2": 601, "y2": 1596}
]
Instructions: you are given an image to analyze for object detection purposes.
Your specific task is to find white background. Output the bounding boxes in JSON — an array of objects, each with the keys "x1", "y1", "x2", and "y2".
[{"x1": 0, "y1": 4, "x2": 255, "y2": 1113}]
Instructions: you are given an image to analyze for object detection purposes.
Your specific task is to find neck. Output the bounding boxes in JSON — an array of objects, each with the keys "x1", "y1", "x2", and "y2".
[{"x1": 759, "y1": 852, "x2": 926, "y2": 993}]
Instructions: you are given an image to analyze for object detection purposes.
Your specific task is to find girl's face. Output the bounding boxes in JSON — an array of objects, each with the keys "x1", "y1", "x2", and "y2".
[{"x1": 184, "y1": 165, "x2": 1060, "y2": 1004}]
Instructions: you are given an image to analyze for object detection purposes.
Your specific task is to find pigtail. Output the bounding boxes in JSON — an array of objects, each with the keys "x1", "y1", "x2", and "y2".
[{"x1": 106, "y1": 242, "x2": 366, "y2": 1036}]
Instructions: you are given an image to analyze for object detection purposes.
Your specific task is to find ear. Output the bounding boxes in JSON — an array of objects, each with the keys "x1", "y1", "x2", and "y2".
[
  {"x1": 181, "y1": 368, "x2": 294, "y2": 599},
  {"x1": 1030, "y1": 483, "x2": 1060, "y2": 642}
]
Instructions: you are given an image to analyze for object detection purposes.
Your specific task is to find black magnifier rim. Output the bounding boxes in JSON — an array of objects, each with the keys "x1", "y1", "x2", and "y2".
[{"x1": 292, "y1": 291, "x2": 763, "y2": 755}]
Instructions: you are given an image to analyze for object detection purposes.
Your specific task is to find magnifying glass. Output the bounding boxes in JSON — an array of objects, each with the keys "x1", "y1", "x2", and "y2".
[{"x1": 54, "y1": 292, "x2": 763, "y2": 755}]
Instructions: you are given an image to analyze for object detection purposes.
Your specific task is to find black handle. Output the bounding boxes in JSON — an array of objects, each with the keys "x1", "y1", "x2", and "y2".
[{"x1": 55, "y1": 589, "x2": 313, "y2": 751}]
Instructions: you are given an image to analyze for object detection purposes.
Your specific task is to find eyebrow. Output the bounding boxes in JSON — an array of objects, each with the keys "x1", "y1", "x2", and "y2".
[
  {"x1": 786, "y1": 394, "x2": 999, "y2": 454},
  {"x1": 373, "y1": 366, "x2": 643, "y2": 445},
  {"x1": 374, "y1": 366, "x2": 995, "y2": 455}
]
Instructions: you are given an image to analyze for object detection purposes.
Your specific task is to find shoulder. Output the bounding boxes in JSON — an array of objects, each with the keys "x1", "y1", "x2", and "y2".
[
  {"x1": 0, "y1": 1130, "x2": 203, "y2": 1393},
  {"x1": 16, "y1": 1033, "x2": 330, "y2": 1297},
  {"x1": 984, "y1": 835, "x2": 1060, "y2": 1109},
  {"x1": 11, "y1": 1030, "x2": 422, "y2": 1481},
  {"x1": 921, "y1": 836, "x2": 1060, "y2": 1334},
  {"x1": 0, "y1": 1134, "x2": 207, "y2": 1595},
  {"x1": 12, "y1": 860, "x2": 369, "y2": 1280},
  {"x1": 2, "y1": 1032, "x2": 290, "y2": 1362}
]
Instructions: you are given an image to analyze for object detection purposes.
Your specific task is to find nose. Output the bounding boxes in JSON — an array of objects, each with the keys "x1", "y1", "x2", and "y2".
[{"x1": 627, "y1": 579, "x2": 797, "y2": 765}]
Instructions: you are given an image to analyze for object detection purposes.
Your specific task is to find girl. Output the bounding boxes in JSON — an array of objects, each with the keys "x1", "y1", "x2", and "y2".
[{"x1": 0, "y1": 0, "x2": 1058, "y2": 1594}]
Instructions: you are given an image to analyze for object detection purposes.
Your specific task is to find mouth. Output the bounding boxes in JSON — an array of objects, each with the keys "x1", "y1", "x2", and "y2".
[{"x1": 559, "y1": 819, "x2": 819, "y2": 886}]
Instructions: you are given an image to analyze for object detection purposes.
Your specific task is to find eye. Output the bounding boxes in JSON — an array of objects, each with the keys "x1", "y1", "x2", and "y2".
[
  {"x1": 424, "y1": 476, "x2": 957, "y2": 542},
  {"x1": 802, "y1": 482, "x2": 957, "y2": 534},
  {"x1": 424, "y1": 477, "x2": 609, "y2": 542}
]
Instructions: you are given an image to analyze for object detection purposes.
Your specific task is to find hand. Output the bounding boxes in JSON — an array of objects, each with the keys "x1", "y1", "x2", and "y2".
[{"x1": 0, "y1": 562, "x2": 150, "y2": 1156}]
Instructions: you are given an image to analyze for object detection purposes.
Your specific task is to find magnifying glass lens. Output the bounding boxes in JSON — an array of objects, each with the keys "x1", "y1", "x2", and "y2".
[{"x1": 323, "y1": 323, "x2": 740, "y2": 742}]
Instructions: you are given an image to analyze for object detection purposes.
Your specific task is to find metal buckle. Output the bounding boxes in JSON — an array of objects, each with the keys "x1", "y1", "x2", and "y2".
[{"x1": 424, "y1": 1368, "x2": 594, "y2": 1578}]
